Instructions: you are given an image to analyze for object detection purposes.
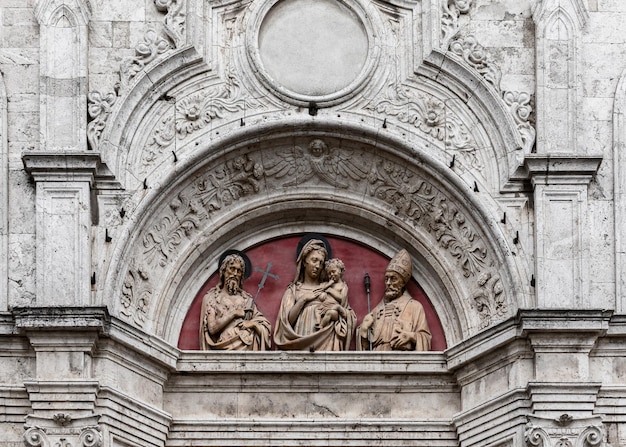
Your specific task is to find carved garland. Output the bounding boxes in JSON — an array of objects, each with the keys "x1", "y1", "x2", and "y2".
[{"x1": 121, "y1": 141, "x2": 505, "y2": 328}]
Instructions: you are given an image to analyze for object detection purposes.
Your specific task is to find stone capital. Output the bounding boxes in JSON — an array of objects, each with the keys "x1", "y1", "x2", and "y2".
[{"x1": 22, "y1": 152, "x2": 103, "y2": 185}]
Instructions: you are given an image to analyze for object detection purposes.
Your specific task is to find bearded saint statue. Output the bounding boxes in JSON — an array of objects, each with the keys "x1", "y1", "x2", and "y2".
[{"x1": 199, "y1": 251, "x2": 271, "y2": 350}]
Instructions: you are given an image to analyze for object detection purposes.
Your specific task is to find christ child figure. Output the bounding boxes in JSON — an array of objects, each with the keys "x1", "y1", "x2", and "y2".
[{"x1": 315, "y1": 258, "x2": 349, "y2": 329}]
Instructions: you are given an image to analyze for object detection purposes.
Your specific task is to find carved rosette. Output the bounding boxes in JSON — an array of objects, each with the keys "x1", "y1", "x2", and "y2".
[
  {"x1": 366, "y1": 84, "x2": 483, "y2": 170},
  {"x1": 140, "y1": 69, "x2": 260, "y2": 173},
  {"x1": 449, "y1": 35, "x2": 502, "y2": 93}
]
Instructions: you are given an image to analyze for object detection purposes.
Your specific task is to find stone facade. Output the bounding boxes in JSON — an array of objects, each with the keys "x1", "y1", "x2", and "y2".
[{"x1": 1, "y1": 0, "x2": 626, "y2": 445}]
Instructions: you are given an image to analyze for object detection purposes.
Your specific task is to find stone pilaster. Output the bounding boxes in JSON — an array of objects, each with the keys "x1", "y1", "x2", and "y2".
[
  {"x1": 0, "y1": 74, "x2": 7, "y2": 311},
  {"x1": 23, "y1": 153, "x2": 102, "y2": 306},
  {"x1": 16, "y1": 307, "x2": 106, "y2": 446},
  {"x1": 523, "y1": 156, "x2": 602, "y2": 308}
]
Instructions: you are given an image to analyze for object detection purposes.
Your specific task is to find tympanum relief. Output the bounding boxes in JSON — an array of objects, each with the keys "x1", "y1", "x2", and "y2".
[{"x1": 198, "y1": 237, "x2": 433, "y2": 352}]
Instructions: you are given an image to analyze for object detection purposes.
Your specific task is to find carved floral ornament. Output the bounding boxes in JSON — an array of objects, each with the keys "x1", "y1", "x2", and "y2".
[{"x1": 119, "y1": 140, "x2": 508, "y2": 331}]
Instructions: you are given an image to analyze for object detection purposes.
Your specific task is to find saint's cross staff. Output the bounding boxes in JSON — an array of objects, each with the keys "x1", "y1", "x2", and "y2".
[{"x1": 245, "y1": 262, "x2": 279, "y2": 320}]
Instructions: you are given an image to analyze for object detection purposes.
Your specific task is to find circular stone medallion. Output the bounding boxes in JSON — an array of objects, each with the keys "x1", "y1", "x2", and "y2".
[{"x1": 255, "y1": 0, "x2": 369, "y2": 101}]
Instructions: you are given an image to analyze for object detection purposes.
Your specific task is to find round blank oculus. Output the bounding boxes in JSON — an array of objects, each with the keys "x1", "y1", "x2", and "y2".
[{"x1": 258, "y1": 0, "x2": 369, "y2": 97}]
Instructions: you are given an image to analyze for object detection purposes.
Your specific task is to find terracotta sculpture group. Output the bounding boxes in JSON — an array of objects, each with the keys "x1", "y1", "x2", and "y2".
[{"x1": 199, "y1": 236, "x2": 432, "y2": 352}]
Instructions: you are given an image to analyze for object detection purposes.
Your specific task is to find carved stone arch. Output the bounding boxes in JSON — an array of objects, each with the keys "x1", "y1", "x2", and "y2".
[
  {"x1": 101, "y1": 122, "x2": 531, "y2": 347},
  {"x1": 420, "y1": 48, "x2": 530, "y2": 191},
  {"x1": 98, "y1": 46, "x2": 206, "y2": 186},
  {"x1": 613, "y1": 68, "x2": 626, "y2": 313}
]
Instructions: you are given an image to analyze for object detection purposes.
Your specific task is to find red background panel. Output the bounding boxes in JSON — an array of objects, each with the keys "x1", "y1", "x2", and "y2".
[{"x1": 178, "y1": 235, "x2": 447, "y2": 351}]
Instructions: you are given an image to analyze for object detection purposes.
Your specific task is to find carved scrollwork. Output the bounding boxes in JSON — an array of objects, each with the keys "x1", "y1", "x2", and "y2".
[
  {"x1": 526, "y1": 417, "x2": 606, "y2": 447},
  {"x1": 78, "y1": 426, "x2": 103, "y2": 447},
  {"x1": 442, "y1": 0, "x2": 473, "y2": 45},
  {"x1": 193, "y1": 154, "x2": 264, "y2": 213},
  {"x1": 503, "y1": 91, "x2": 536, "y2": 153},
  {"x1": 175, "y1": 69, "x2": 257, "y2": 138},
  {"x1": 578, "y1": 426, "x2": 603, "y2": 447},
  {"x1": 366, "y1": 159, "x2": 490, "y2": 278},
  {"x1": 121, "y1": 268, "x2": 152, "y2": 327},
  {"x1": 87, "y1": 90, "x2": 117, "y2": 150},
  {"x1": 154, "y1": 0, "x2": 186, "y2": 48},
  {"x1": 366, "y1": 84, "x2": 483, "y2": 170},
  {"x1": 140, "y1": 70, "x2": 259, "y2": 172},
  {"x1": 449, "y1": 35, "x2": 502, "y2": 93},
  {"x1": 24, "y1": 427, "x2": 48, "y2": 447},
  {"x1": 142, "y1": 191, "x2": 203, "y2": 267},
  {"x1": 525, "y1": 423, "x2": 550, "y2": 447},
  {"x1": 472, "y1": 271, "x2": 506, "y2": 328},
  {"x1": 119, "y1": 28, "x2": 171, "y2": 90},
  {"x1": 142, "y1": 113, "x2": 175, "y2": 168},
  {"x1": 140, "y1": 154, "x2": 263, "y2": 270}
]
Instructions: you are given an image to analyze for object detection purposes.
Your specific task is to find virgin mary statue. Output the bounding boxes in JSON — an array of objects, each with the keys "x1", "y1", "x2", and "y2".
[{"x1": 274, "y1": 236, "x2": 356, "y2": 351}]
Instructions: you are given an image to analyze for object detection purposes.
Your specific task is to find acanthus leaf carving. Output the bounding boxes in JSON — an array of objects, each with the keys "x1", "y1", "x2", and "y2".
[
  {"x1": 87, "y1": 90, "x2": 117, "y2": 150},
  {"x1": 503, "y1": 91, "x2": 536, "y2": 153},
  {"x1": 449, "y1": 35, "x2": 502, "y2": 93},
  {"x1": 472, "y1": 271, "x2": 506, "y2": 329},
  {"x1": 264, "y1": 139, "x2": 370, "y2": 188},
  {"x1": 142, "y1": 191, "x2": 204, "y2": 267},
  {"x1": 154, "y1": 0, "x2": 186, "y2": 48},
  {"x1": 442, "y1": 0, "x2": 473, "y2": 46},
  {"x1": 175, "y1": 68, "x2": 258, "y2": 138},
  {"x1": 365, "y1": 159, "x2": 490, "y2": 278},
  {"x1": 121, "y1": 268, "x2": 152, "y2": 327},
  {"x1": 430, "y1": 201, "x2": 488, "y2": 277},
  {"x1": 142, "y1": 112, "x2": 175, "y2": 168},
  {"x1": 140, "y1": 154, "x2": 263, "y2": 269},
  {"x1": 193, "y1": 154, "x2": 264, "y2": 213},
  {"x1": 140, "y1": 70, "x2": 260, "y2": 173},
  {"x1": 119, "y1": 28, "x2": 171, "y2": 91},
  {"x1": 366, "y1": 84, "x2": 483, "y2": 170}
]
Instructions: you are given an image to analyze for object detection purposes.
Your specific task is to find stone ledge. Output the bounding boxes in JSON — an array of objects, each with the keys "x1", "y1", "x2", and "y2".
[
  {"x1": 176, "y1": 350, "x2": 449, "y2": 375},
  {"x1": 167, "y1": 419, "x2": 458, "y2": 446}
]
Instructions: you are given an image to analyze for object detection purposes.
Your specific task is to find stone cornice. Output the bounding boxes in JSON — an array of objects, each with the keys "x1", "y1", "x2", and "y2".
[
  {"x1": 511, "y1": 155, "x2": 603, "y2": 185},
  {"x1": 13, "y1": 306, "x2": 110, "y2": 332},
  {"x1": 22, "y1": 152, "x2": 103, "y2": 184}
]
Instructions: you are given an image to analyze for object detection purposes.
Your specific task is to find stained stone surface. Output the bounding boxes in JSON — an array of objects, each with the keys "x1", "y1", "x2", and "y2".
[{"x1": 2, "y1": 0, "x2": 626, "y2": 445}]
